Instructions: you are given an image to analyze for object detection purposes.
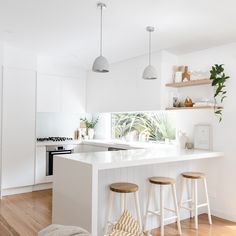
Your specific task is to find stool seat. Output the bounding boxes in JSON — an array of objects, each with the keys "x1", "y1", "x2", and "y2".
[
  {"x1": 149, "y1": 176, "x2": 176, "y2": 185},
  {"x1": 181, "y1": 172, "x2": 205, "y2": 179},
  {"x1": 110, "y1": 182, "x2": 138, "y2": 193}
]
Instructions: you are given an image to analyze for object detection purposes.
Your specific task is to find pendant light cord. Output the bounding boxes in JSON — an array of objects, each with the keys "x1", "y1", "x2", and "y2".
[
  {"x1": 100, "y1": 5, "x2": 103, "y2": 56},
  {"x1": 149, "y1": 30, "x2": 151, "y2": 65}
]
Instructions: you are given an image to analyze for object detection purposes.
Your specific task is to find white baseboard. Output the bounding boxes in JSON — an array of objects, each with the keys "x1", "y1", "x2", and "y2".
[
  {"x1": 211, "y1": 209, "x2": 236, "y2": 223},
  {"x1": 2, "y1": 183, "x2": 52, "y2": 197}
]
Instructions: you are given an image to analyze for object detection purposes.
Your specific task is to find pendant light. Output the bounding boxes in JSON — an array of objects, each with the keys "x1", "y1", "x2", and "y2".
[
  {"x1": 92, "y1": 2, "x2": 109, "y2": 73},
  {"x1": 142, "y1": 26, "x2": 157, "y2": 80}
]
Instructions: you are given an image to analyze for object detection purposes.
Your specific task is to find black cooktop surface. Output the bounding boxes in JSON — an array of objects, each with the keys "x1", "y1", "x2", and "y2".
[{"x1": 37, "y1": 137, "x2": 73, "y2": 142}]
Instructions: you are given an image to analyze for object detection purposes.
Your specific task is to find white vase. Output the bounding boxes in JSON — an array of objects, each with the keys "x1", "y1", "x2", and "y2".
[
  {"x1": 88, "y1": 128, "x2": 95, "y2": 140},
  {"x1": 177, "y1": 130, "x2": 188, "y2": 149}
]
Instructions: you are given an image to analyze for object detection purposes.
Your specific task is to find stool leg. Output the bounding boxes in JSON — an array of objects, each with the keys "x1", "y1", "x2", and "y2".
[
  {"x1": 134, "y1": 191, "x2": 142, "y2": 230},
  {"x1": 120, "y1": 193, "x2": 126, "y2": 214},
  {"x1": 172, "y1": 184, "x2": 182, "y2": 235},
  {"x1": 187, "y1": 179, "x2": 193, "y2": 218},
  {"x1": 160, "y1": 185, "x2": 164, "y2": 236},
  {"x1": 193, "y1": 180, "x2": 198, "y2": 229},
  {"x1": 190, "y1": 179, "x2": 194, "y2": 218},
  {"x1": 105, "y1": 191, "x2": 114, "y2": 234},
  {"x1": 179, "y1": 177, "x2": 185, "y2": 209},
  {"x1": 203, "y1": 178, "x2": 212, "y2": 225},
  {"x1": 144, "y1": 184, "x2": 152, "y2": 231}
]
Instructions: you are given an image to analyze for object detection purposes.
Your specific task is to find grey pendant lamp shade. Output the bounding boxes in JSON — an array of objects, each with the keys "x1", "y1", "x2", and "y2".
[
  {"x1": 92, "y1": 2, "x2": 109, "y2": 73},
  {"x1": 142, "y1": 26, "x2": 158, "y2": 80}
]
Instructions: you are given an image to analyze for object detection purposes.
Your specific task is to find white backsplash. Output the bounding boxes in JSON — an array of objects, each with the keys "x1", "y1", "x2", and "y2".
[{"x1": 36, "y1": 113, "x2": 82, "y2": 138}]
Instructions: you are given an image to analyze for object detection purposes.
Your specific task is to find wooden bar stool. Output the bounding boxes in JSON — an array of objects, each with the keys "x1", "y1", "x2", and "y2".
[
  {"x1": 144, "y1": 177, "x2": 182, "y2": 236},
  {"x1": 105, "y1": 182, "x2": 142, "y2": 234},
  {"x1": 179, "y1": 172, "x2": 212, "y2": 229}
]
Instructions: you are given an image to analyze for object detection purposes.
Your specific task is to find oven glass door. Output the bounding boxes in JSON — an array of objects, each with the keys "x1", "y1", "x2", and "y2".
[{"x1": 46, "y1": 150, "x2": 72, "y2": 176}]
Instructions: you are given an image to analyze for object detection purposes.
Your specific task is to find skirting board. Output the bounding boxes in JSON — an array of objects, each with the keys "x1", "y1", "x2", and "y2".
[
  {"x1": 1, "y1": 183, "x2": 52, "y2": 197},
  {"x1": 211, "y1": 209, "x2": 236, "y2": 223}
]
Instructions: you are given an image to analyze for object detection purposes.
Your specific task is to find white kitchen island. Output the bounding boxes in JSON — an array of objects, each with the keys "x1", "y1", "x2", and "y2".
[{"x1": 52, "y1": 146, "x2": 223, "y2": 236}]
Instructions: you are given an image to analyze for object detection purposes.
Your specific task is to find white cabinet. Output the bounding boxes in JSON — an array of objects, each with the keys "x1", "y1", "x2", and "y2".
[
  {"x1": 37, "y1": 74, "x2": 61, "y2": 112},
  {"x1": 2, "y1": 67, "x2": 36, "y2": 189},
  {"x1": 61, "y1": 77, "x2": 86, "y2": 113},
  {"x1": 37, "y1": 74, "x2": 86, "y2": 113}
]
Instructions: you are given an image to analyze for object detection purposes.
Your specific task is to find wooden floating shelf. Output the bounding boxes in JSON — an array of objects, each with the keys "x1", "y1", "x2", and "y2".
[
  {"x1": 165, "y1": 79, "x2": 211, "y2": 88},
  {"x1": 166, "y1": 106, "x2": 223, "y2": 111}
]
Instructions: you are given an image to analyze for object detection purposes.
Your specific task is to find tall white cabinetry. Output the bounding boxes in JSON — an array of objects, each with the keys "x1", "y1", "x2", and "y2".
[{"x1": 2, "y1": 67, "x2": 36, "y2": 189}]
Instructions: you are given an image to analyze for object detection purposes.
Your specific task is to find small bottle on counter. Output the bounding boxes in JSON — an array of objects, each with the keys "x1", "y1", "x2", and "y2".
[{"x1": 74, "y1": 129, "x2": 80, "y2": 140}]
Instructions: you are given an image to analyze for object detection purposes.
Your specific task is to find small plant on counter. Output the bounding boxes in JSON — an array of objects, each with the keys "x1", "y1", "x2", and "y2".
[
  {"x1": 80, "y1": 116, "x2": 99, "y2": 129},
  {"x1": 210, "y1": 64, "x2": 230, "y2": 122}
]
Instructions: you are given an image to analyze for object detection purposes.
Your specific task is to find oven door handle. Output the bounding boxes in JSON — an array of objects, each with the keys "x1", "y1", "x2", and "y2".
[{"x1": 50, "y1": 151, "x2": 72, "y2": 155}]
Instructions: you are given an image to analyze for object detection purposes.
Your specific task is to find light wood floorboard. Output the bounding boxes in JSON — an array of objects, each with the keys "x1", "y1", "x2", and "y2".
[{"x1": 0, "y1": 190, "x2": 235, "y2": 236}]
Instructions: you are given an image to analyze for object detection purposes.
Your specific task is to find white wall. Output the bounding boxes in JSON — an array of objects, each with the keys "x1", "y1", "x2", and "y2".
[
  {"x1": 86, "y1": 52, "x2": 162, "y2": 113},
  {"x1": 3, "y1": 43, "x2": 37, "y2": 70},
  {"x1": 174, "y1": 42, "x2": 236, "y2": 221}
]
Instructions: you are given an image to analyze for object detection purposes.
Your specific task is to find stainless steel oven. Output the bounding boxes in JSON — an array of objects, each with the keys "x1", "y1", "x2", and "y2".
[{"x1": 46, "y1": 145, "x2": 74, "y2": 176}]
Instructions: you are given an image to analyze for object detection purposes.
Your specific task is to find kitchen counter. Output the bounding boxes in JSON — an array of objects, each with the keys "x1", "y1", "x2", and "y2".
[
  {"x1": 59, "y1": 147, "x2": 223, "y2": 170},
  {"x1": 52, "y1": 146, "x2": 223, "y2": 236}
]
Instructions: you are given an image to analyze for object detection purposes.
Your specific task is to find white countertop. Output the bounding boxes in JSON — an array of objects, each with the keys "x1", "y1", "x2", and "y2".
[{"x1": 57, "y1": 146, "x2": 223, "y2": 170}]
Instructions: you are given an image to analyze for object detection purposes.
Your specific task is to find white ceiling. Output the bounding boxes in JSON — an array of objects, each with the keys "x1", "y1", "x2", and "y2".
[{"x1": 0, "y1": 0, "x2": 236, "y2": 69}]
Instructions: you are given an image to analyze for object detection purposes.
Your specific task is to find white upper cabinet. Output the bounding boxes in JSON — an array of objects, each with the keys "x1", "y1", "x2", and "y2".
[
  {"x1": 37, "y1": 74, "x2": 61, "y2": 112},
  {"x1": 37, "y1": 74, "x2": 86, "y2": 113},
  {"x1": 2, "y1": 67, "x2": 36, "y2": 189},
  {"x1": 61, "y1": 77, "x2": 86, "y2": 113}
]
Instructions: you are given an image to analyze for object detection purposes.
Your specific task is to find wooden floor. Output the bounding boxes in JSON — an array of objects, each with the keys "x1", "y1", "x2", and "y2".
[
  {"x1": 0, "y1": 190, "x2": 235, "y2": 236},
  {"x1": 0, "y1": 190, "x2": 52, "y2": 236}
]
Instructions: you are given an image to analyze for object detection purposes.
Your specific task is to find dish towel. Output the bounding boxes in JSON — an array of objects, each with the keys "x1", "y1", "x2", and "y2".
[{"x1": 38, "y1": 224, "x2": 91, "y2": 236}]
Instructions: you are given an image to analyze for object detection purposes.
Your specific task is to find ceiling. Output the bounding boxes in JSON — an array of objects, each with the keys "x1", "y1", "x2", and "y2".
[{"x1": 0, "y1": 0, "x2": 236, "y2": 69}]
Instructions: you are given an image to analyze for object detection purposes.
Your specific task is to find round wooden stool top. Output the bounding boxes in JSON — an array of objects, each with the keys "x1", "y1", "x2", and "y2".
[
  {"x1": 110, "y1": 182, "x2": 139, "y2": 193},
  {"x1": 149, "y1": 177, "x2": 176, "y2": 185},
  {"x1": 181, "y1": 172, "x2": 206, "y2": 179}
]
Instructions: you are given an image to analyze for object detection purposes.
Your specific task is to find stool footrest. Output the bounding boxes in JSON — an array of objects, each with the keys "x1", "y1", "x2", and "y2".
[
  {"x1": 164, "y1": 216, "x2": 178, "y2": 222},
  {"x1": 197, "y1": 203, "x2": 208, "y2": 208},
  {"x1": 182, "y1": 199, "x2": 193, "y2": 203},
  {"x1": 147, "y1": 210, "x2": 160, "y2": 216},
  {"x1": 180, "y1": 205, "x2": 193, "y2": 211},
  {"x1": 164, "y1": 207, "x2": 176, "y2": 213}
]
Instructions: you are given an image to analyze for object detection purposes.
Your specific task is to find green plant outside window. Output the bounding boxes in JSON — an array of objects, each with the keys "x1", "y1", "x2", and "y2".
[{"x1": 111, "y1": 112, "x2": 175, "y2": 142}]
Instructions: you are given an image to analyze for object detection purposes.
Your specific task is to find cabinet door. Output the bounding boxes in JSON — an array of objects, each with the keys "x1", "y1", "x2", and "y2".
[
  {"x1": 61, "y1": 77, "x2": 86, "y2": 113},
  {"x1": 2, "y1": 67, "x2": 36, "y2": 189},
  {"x1": 37, "y1": 74, "x2": 61, "y2": 112}
]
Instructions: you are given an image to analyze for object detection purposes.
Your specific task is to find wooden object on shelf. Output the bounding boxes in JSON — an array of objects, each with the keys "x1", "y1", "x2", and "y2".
[
  {"x1": 182, "y1": 66, "x2": 190, "y2": 82},
  {"x1": 166, "y1": 79, "x2": 211, "y2": 88},
  {"x1": 184, "y1": 97, "x2": 193, "y2": 107},
  {"x1": 165, "y1": 106, "x2": 223, "y2": 111}
]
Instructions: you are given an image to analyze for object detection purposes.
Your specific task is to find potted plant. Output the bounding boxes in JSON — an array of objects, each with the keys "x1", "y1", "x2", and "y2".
[
  {"x1": 80, "y1": 117, "x2": 99, "y2": 139},
  {"x1": 210, "y1": 64, "x2": 230, "y2": 122}
]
